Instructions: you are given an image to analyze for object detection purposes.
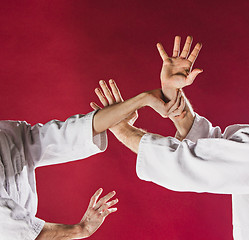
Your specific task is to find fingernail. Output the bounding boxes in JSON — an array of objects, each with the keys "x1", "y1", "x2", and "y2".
[
  {"x1": 109, "y1": 79, "x2": 114, "y2": 83},
  {"x1": 99, "y1": 80, "x2": 104, "y2": 84}
]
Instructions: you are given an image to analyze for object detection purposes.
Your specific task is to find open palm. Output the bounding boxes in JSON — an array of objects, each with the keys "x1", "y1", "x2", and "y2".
[{"x1": 157, "y1": 36, "x2": 202, "y2": 90}]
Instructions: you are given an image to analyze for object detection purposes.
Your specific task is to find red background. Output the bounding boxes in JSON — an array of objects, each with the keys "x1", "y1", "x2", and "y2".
[{"x1": 0, "y1": 1, "x2": 249, "y2": 239}]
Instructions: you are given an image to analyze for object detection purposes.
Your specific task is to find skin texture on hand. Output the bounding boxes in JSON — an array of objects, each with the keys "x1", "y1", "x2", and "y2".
[
  {"x1": 157, "y1": 36, "x2": 202, "y2": 96},
  {"x1": 91, "y1": 80, "x2": 185, "y2": 135},
  {"x1": 91, "y1": 80, "x2": 185, "y2": 153},
  {"x1": 36, "y1": 189, "x2": 118, "y2": 240},
  {"x1": 92, "y1": 79, "x2": 186, "y2": 135},
  {"x1": 77, "y1": 188, "x2": 118, "y2": 239},
  {"x1": 90, "y1": 79, "x2": 138, "y2": 132},
  {"x1": 157, "y1": 36, "x2": 203, "y2": 139}
]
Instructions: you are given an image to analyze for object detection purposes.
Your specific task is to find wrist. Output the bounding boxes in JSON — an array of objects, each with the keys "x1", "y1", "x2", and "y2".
[
  {"x1": 74, "y1": 223, "x2": 90, "y2": 239},
  {"x1": 136, "y1": 92, "x2": 148, "y2": 108},
  {"x1": 161, "y1": 85, "x2": 178, "y2": 101}
]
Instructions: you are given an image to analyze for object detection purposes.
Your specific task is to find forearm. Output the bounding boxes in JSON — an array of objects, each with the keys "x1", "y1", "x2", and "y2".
[
  {"x1": 93, "y1": 93, "x2": 147, "y2": 135},
  {"x1": 111, "y1": 122, "x2": 147, "y2": 154},
  {"x1": 36, "y1": 223, "x2": 82, "y2": 240}
]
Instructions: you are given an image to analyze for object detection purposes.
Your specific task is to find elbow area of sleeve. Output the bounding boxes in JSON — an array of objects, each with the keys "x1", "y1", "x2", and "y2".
[
  {"x1": 136, "y1": 133, "x2": 242, "y2": 194},
  {"x1": 136, "y1": 133, "x2": 185, "y2": 191}
]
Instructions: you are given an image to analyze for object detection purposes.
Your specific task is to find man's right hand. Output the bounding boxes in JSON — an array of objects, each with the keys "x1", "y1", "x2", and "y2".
[
  {"x1": 157, "y1": 36, "x2": 203, "y2": 100},
  {"x1": 157, "y1": 36, "x2": 203, "y2": 139}
]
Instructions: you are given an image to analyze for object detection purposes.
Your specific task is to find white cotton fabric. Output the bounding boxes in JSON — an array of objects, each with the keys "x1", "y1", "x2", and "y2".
[
  {"x1": 137, "y1": 113, "x2": 249, "y2": 240},
  {"x1": 0, "y1": 111, "x2": 107, "y2": 240}
]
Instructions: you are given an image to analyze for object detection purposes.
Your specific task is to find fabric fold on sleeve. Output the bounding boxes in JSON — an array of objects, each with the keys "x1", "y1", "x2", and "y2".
[
  {"x1": 184, "y1": 113, "x2": 222, "y2": 142},
  {"x1": 0, "y1": 197, "x2": 45, "y2": 240},
  {"x1": 137, "y1": 131, "x2": 249, "y2": 194},
  {"x1": 22, "y1": 111, "x2": 107, "y2": 168}
]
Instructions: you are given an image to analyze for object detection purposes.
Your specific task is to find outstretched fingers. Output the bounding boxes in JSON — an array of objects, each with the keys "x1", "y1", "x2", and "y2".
[
  {"x1": 98, "y1": 198, "x2": 119, "y2": 213},
  {"x1": 180, "y1": 36, "x2": 193, "y2": 59},
  {"x1": 99, "y1": 80, "x2": 115, "y2": 104},
  {"x1": 109, "y1": 79, "x2": 123, "y2": 102},
  {"x1": 101, "y1": 208, "x2": 118, "y2": 218},
  {"x1": 188, "y1": 42, "x2": 202, "y2": 64},
  {"x1": 172, "y1": 36, "x2": 181, "y2": 57},
  {"x1": 95, "y1": 87, "x2": 108, "y2": 106},
  {"x1": 88, "y1": 188, "x2": 103, "y2": 208},
  {"x1": 157, "y1": 43, "x2": 169, "y2": 61},
  {"x1": 94, "y1": 191, "x2": 116, "y2": 210}
]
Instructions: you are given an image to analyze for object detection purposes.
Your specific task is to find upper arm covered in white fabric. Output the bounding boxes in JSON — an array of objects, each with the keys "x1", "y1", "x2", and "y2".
[
  {"x1": 137, "y1": 130, "x2": 249, "y2": 194},
  {"x1": 34, "y1": 111, "x2": 108, "y2": 167},
  {"x1": 15, "y1": 111, "x2": 107, "y2": 167}
]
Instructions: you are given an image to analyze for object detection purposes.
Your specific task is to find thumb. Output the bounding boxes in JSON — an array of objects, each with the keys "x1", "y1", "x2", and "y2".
[{"x1": 186, "y1": 68, "x2": 203, "y2": 86}]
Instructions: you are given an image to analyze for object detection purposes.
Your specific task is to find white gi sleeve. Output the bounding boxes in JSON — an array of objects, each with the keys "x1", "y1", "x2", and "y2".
[
  {"x1": 179, "y1": 114, "x2": 249, "y2": 240},
  {"x1": 21, "y1": 111, "x2": 107, "y2": 167},
  {"x1": 0, "y1": 111, "x2": 107, "y2": 239},
  {"x1": 136, "y1": 113, "x2": 249, "y2": 194}
]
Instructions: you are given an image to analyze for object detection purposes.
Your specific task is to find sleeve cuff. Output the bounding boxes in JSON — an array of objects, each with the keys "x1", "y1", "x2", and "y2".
[
  {"x1": 136, "y1": 133, "x2": 150, "y2": 181},
  {"x1": 26, "y1": 217, "x2": 45, "y2": 240},
  {"x1": 87, "y1": 111, "x2": 108, "y2": 153}
]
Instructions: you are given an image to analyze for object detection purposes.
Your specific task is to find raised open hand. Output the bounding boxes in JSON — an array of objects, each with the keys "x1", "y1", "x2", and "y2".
[
  {"x1": 77, "y1": 188, "x2": 118, "y2": 239},
  {"x1": 157, "y1": 36, "x2": 202, "y2": 91}
]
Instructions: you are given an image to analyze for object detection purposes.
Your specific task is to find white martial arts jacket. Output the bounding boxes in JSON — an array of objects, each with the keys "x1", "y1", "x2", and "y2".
[
  {"x1": 137, "y1": 113, "x2": 249, "y2": 240},
  {"x1": 0, "y1": 111, "x2": 107, "y2": 240}
]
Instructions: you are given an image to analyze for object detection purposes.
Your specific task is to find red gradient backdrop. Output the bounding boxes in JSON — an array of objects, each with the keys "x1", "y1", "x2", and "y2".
[{"x1": 0, "y1": 1, "x2": 248, "y2": 239}]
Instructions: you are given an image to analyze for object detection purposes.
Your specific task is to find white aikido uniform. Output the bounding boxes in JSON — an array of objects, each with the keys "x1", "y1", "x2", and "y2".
[
  {"x1": 137, "y1": 113, "x2": 249, "y2": 240},
  {"x1": 0, "y1": 111, "x2": 107, "y2": 240}
]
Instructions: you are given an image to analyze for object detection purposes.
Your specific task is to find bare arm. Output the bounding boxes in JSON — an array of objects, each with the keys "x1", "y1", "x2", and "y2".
[
  {"x1": 90, "y1": 80, "x2": 184, "y2": 153},
  {"x1": 92, "y1": 80, "x2": 184, "y2": 135},
  {"x1": 111, "y1": 122, "x2": 146, "y2": 154},
  {"x1": 36, "y1": 223, "x2": 80, "y2": 240},
  {"x1": 36, "y1": 189, "x2": 118, "y2": 240}
]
